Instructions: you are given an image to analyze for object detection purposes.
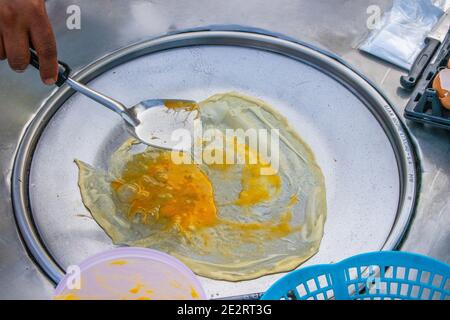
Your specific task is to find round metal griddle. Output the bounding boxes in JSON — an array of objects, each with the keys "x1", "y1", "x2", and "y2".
[{"x1": 12, "y1": 31, "x2": 417, "y2": 299}]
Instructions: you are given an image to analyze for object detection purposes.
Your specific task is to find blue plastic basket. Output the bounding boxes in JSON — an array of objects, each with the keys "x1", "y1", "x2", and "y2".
[{"x1": 261, "y1": 251, "x2": 450, "y2": 300}]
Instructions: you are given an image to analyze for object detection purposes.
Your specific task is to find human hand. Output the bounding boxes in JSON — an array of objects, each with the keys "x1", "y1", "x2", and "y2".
[{"x1": 0, "y1": 0, "x2": 58, "y2": 84}]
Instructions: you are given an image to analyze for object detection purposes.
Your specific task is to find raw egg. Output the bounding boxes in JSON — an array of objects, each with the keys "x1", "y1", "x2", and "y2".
[{"x1": 76, "y1": 92, "x2": 327, "y2": 281}]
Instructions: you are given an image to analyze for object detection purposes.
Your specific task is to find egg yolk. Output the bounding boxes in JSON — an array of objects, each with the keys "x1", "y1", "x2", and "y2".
[
  {"x1": 164, "y1": 100, "x2": 199, "y2": 112},
  {"x1": 235, "y1": 161, "x2": 281, "y2": 206},
  {"x1": 223, "y1": 211, "x2": 298, "y2": 240},
  {"x1": 209, "y1": 137, "x2": 281, "y2": 206},
  {"x1": 111, "y1": 152, "x2": 217, "y2": 233},
  {"x1": 111, "y1": 138, "x2": 292, "y2": 240}
]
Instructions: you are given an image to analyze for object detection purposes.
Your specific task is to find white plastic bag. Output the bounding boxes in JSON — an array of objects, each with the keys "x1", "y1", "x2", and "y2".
[{"x1": 360, "y1": 0, "x2": 445, "y2": 70}]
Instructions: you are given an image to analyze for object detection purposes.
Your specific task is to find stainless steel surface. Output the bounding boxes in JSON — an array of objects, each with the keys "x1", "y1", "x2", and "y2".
[
  {"x1": 66, "y1": 76, "x2": 197, "y2": 149},
  {"x1": 0, "y1": 0, "x2": 448, "y2": 299},
  {"x1": 428, "y1": 9, "x2": 450, "y2": 42},
  {"x1": 429, "y1": 9, "x2": 450, "y2": 65},
  {"x1": 13, "y1": 31, "x2": 416, "y2": 299},
  {"x1": 65, "y1": 78, "x2": 137, "y2": 126}
]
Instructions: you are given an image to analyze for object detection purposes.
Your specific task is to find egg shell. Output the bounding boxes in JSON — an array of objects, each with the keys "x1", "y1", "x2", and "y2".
[{"x1": 432, "y1": 68, "x2": 450, "y2": 110}]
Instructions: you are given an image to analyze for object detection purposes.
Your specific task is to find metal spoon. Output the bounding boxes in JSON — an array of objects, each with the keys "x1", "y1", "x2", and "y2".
[{"x1": 29, "y1": 50, "x2": 197, "y2": 151}]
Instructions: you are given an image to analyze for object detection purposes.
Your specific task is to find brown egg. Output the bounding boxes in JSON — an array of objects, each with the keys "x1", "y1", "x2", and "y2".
[{"x1": 432, "y1": 68, "x2": 450, "y2": 110}]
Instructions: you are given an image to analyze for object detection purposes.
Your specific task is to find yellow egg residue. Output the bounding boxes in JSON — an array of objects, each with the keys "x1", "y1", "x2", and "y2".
[
  {"x1": 190, "y1": 286, "x2": 200, "y2": 299},
  {"x1": 164, "y1": 100, "x2": 199, "y2": 112},
  {"x1": 110, "y1": 135, "x2": 292, "y2": 243},
  {"x1": 289, "y1": 194, "x2": 299, "y2": 206},
  {"x1": 209, "y1": 137, "x2": 281, "y2": 206},
  {"x1": 223, "y1": 211, "x2": 299, "y2": 241},
  {"x1": 234, "y1": 160, "x2": 281, "y2": 206},
  {"x1": 110, "y1": 259, "x2": 128, "y2": 266},
  {"x1": 127, "y1": 281, "x2": 154, "y2": 300},
  {"x1": 111, "y1": 152, "x2": 217, "y2": 234},
  {"x1": 54, "y1": 293, "x2": 80, "y2": 300},
  {"x1": 129, "y1": 282, "x2": 144, "y2": 294}
]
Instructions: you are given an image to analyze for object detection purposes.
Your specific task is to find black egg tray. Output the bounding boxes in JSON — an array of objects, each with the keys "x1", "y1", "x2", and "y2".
[{"x1": 404, "y1": 31, "x2": 450, "y2": 130}]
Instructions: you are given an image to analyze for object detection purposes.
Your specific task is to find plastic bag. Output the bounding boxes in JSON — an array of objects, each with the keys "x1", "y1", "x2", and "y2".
[
  {"x1": 434, "y1": 0, "x2": 450, "y2": 11},
  {"x1": 360, "y1": 0, "x2": 445, "y2": 70}
]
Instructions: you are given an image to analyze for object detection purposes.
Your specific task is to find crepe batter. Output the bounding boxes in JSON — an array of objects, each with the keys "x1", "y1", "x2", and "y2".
[{"x1": 75, "y1": 92, "x2": 327, "y2": 281}]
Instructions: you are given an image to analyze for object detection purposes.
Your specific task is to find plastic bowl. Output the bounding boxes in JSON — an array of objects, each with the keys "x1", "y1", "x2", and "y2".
[{"x1": 53, "y1": 247, "x2": 206, "y2": 300}]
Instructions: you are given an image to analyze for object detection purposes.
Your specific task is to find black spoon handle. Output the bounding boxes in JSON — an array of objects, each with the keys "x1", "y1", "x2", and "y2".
[
  {"x1": 400, "y1": 38, "x2": 440, "y2": 90},
  {"x1": 29, "y1": 49, "x2": 71, "y2": 87}
]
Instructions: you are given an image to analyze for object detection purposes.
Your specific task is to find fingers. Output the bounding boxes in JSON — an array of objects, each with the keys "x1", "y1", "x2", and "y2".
[
  {"x1": 29, "y1": 9, "x2": 58, "y2": 84},
  {"x1": 0, "y1": 0, "x2": 58, "y2": 84},
  {"x1": 3, "y1": 23, "x2": 30, "y2": 72}
]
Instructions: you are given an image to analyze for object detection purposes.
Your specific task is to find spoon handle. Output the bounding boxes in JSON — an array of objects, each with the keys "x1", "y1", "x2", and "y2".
[
  {"x1": 29, "y1": 49, "x2": 139, "y2": 127},
  {"x1": 29, "y1": 48, "x2": 71, "y2": 87}
]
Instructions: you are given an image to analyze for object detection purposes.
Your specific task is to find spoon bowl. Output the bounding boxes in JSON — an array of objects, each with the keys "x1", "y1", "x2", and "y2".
[
  {"x1": 128, "y1": 99, "x2": 198, "y2": 151},
  {"x1": 30, "y1": 50, "x2": 196, "y2": 151}
]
